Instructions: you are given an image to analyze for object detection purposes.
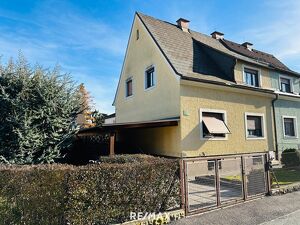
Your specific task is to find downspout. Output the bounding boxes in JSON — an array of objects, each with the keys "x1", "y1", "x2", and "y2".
[{"x1": 272, "y1": 93, "x2": 279, "y2": 160}]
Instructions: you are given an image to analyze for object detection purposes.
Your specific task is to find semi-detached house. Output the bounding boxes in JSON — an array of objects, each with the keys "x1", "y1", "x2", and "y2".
[{"x1": 113, "y1": 12, "x2": 300, "y2": 160}]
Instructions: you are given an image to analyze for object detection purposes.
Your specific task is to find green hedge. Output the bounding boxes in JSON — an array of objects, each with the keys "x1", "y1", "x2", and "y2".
[
  {"x1": 281, "y1": 149, "x2": 300, "y2": 167},
  {"x1": 0, "y1": 155, "x2": 180, "y2": 225}
]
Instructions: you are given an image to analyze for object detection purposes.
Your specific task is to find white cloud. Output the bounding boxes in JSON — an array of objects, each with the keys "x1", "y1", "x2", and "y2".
[{"x1": 237, "y1": 0, "x2": 300, "y2": 70}]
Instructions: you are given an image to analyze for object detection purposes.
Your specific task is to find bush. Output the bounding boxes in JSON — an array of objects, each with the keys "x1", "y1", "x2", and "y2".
[
  {"x1": 0, "y1": 156, "x2": 180, "y2": 225},
  {"x1": 0, "y1": 164, "x2": 71, "y2": 225},
  {"x1": 97, "y1": 154, "x2": 159, "y2": 164},
  {"x1": 281, "y1": 149, "x2": 300, "y2": 167}
]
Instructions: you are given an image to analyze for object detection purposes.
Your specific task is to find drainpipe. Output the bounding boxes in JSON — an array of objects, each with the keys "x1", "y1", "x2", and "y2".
[{"x1": 272, "y1": 93, "x2": 279, "y2": 160}]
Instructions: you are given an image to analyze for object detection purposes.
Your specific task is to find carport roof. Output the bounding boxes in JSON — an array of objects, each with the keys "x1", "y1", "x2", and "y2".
[{"x1": 78, "y1": 117, "x2": 180, "y2": 136}]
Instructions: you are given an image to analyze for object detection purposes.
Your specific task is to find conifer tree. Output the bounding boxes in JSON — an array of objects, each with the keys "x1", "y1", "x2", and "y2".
[{"x1": 0, "y1": 55, "x2": 81, "y2": 164}]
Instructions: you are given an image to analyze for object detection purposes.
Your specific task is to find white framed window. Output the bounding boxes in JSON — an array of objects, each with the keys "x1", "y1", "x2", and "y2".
[
  {"x1": 282, "y1": 116, "x2": 298, "y2": 138},
  {"x1": 244, "y1": 112, "x2": 266, "y2": 140},
  {"x1": 145, "y1": 66, "x2": 156, "y2": 90},
  {"x1": 243, "y1": 65, "x2": 261, "y2": 87},
  {"x1": 279, "y1": 75, "x2": 293, "y2": 93},
  {"x1": 125, "y1": 77, "x2": 133, "y2": 98},
  {"x1": 199, "y1": 109, "x2": 230, "y2": 140}
]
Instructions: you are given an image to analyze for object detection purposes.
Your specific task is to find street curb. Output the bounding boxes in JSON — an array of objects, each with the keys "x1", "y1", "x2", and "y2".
[{"x1": 271, "y1": 182, "x2": 300, "y2": 195}]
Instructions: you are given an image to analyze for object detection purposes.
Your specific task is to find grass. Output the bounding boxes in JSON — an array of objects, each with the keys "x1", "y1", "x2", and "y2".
[
  {"x1": 224, "y1": 167, "x2": 300, "y2": 187},
  {"x1": 272, "y1": 167, "x2": 300, "y2": 186},
  {"x1": 224, "y1": 175, "x2": 242, "y2": 182}
]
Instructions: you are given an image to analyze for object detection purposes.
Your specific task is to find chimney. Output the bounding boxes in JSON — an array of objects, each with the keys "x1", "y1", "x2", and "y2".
[
  {"x1": 242, "y1": 42, "x2": 253, "y2": 51},
  {"x1": 211, "y1": 31, "x2": 224, "y2": 40},
  {"x1": 176, "y1": 18, "x2": 190, "y2": 32}
]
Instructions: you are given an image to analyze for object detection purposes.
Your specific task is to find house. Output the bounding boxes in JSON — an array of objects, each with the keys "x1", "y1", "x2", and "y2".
[
  {"x1": 272, "y1": 75, "x2": 300, "y2": 154},
  {"x1": 113, "y1": 12, "x2": 300, "y2": 159},
  {"x1": 74, "y1": 12, "x2": 300, "y2": 213},
  {"x1": 104, "y1": 113, "x2": 116, "y2": 124}
]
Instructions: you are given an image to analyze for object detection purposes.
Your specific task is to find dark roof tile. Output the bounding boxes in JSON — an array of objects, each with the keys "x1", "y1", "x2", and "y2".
[{"x1": 221, "y1": 39, "x2": 290, "y2": 71}]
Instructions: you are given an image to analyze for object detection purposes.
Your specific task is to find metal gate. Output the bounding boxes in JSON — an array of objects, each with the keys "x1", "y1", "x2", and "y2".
[{"x1": 182, "y1": 153, "x2": 270, "y2": 215}]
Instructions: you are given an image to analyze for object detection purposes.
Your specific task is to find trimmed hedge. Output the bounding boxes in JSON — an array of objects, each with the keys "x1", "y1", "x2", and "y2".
[
  {"x1": 0, "y1": 155, "x2": 180, "y2": 225},
  {"x1": 281, "y1": 149, "x2": 300, "y2": 167}
]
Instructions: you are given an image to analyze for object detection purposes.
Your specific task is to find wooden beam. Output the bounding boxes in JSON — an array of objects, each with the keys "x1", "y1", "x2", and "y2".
[{"x1": 109, "y1": 133, "x2": 115, "y2": 157}]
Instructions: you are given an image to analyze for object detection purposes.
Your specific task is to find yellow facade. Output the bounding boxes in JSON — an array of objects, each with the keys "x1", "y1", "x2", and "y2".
[
  {"x1": 180, "y1": 81, "x2": 275, "y2": 157},
  {"x1": 234, "y1": 60, "x2": 272, "y2": 89},
  {"x1": 114, "y1": 15, "x2": 180, "y2": 123}
]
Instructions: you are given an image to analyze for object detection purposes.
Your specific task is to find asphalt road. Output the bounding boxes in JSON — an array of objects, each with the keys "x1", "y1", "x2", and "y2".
[{"x1": 172, "y1": 192, "x2": 300, "y2": 225}]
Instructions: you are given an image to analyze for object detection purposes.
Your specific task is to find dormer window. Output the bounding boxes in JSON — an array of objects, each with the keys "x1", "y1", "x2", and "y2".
[
  {"x1": 280, "y1": 76, "x2": 292, "y2": 93},
  {"x1": 244, "y1": 67, "x2": 259, "y2": 87}
]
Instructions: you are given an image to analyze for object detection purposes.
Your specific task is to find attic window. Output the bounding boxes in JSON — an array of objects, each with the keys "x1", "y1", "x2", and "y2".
[
  {"x1": 145, "y1": 66, "x2": 155, "y2": 89},
  {"x1": 136, "y1": 29, "x2": 139, "y2": 40},
  {"x1": 126, "y1": 78, "x2": 133, "y2": 97}
]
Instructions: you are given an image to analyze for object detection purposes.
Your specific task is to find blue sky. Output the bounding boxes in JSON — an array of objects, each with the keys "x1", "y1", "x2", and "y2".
[{"x1": 1, "y1": 0, "x2": 300, "y2": 113}]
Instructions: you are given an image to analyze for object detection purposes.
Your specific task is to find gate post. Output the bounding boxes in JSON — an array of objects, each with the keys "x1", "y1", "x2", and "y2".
[
  {"x1": 241, "y1": 156, "x2": 248, "y2": 200},
  {"x1": 265, "y1": 154, "x2": 272, "y2": 195},
  {"x1": 109, "y1": 132, "x2": 115, "y2": 157},
  {"x1": 179, "y1": 159, "x2": 186, "y2": 213},
  {"x1": 215, "y1": 159, "x2": 221, "y2": 206}
]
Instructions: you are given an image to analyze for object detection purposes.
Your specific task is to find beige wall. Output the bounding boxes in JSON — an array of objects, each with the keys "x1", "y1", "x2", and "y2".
[
  {"x1": 234, "y1": 60, "x2": 272, "y2": 89},
  {"x1": 114, "y1": 15, "x2": 180, "y2": 123},
  {"x1": 180, "y1": 82, "x2": 275, "y2": 157},
  {"x1": 121, "y1": 126, "x2": 181, "y2": 157}
]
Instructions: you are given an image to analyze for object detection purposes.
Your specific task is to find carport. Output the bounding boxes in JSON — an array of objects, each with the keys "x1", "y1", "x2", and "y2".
[{"x1": 77, "y1": 117, "x2": 179, "y2": 158}]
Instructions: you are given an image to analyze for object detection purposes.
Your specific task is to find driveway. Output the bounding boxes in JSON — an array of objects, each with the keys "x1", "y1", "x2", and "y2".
[{"x1": 172, "y1": 192, "x2": 300, "y2": 225}]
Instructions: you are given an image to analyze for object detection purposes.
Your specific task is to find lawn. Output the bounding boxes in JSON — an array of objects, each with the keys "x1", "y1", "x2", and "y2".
[{"x1": 272, "y1": 167, "x2": 300, "y2": 186}]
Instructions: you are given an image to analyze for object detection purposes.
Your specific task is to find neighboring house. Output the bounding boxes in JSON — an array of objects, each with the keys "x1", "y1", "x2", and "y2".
[
  {"x1": 113, "y1": 12, "x2": 300, "y2": 159},
  {"x1": 272, "y1": 72, "x2": 300, "y2": 153},
  {"x1": 104, "y1": 113, "x2": 116, "y2": 124}
]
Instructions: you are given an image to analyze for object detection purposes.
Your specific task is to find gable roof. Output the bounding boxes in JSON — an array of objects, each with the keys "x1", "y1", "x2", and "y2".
[
  {"x1": 221, "y1": 39, "x2": 290, "y2": 71},
  {"x1": 137, "y1": 12, "x2": 300, "y2": 82}
]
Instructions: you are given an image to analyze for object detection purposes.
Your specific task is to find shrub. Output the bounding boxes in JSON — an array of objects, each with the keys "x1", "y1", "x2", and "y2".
[
  {"x1": 97, "y1": 154, "x2": 159, "y2": 164},
  {"x1": 0, "y1": 164, "x2": 72, "y2": 225},
  {"x1": 0, "y1": 156, "x2": 180, "y2": 225},
  {"x1": 281, "y1": 149, "x2": 300, "y2": 167}
]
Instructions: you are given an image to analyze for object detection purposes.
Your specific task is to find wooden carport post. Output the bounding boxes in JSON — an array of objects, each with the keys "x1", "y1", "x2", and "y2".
[{"x1": 109, "y1": 132, "x2": 116, "y2": 157}]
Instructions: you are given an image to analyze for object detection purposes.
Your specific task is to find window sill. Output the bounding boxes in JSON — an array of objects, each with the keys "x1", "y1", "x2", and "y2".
[
  {"x1": 280, "y1": 90, "x2": 293, "y2": 94},
  {"x1": 200, "y1": 137, "x2": 228, "y2": 141},
  {"x1": 144, "y1": 85, "x2": 156, "y2": 92},
  {"x1": 125, "y1": 95, "x2": 134, "y2": 100},
  {"x1": 243, "y1": 83, "x2": 260, "y2": 88},
  {"x1": 246, "y1": 136, "x2": 265, "y2": 140},
  {"x1": 283, "y1": 136, "x2": 298, "y2": 139}
]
